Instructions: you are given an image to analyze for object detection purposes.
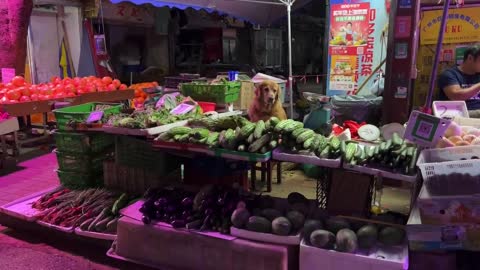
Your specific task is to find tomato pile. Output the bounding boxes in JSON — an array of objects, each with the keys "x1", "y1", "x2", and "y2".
[
  {"x1": 0, "y1": 76, "x2": 128, "y2": 104},
  {"x1": 130, "y1": 82, "x2": 159, "y2": 108}
]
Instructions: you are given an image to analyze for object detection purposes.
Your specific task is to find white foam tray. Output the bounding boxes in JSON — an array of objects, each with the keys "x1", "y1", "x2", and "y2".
[
  {"x1": 74, "y1": 227, "x2": 116, "y2": 241},
  {"x1": 0, "y1": 187, "x2": 58, "y2": 221},
  {"x1": 300, "y1": 240, "x2": 408, "y2": 270},
  {"x1": 230, "y1": 227, "x2": 301, "y2": 245},
  {"x1": 37, "y1": 220, "x2": 74, "y2": 233},
  {"x1": 107, "y1": 246, "x2": 174, "y2": 270}
]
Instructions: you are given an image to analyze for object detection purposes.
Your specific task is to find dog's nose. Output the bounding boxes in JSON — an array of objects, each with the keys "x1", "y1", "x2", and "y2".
[{"x1": 268, "y1": 97, "x2": 275, "y2": 102}]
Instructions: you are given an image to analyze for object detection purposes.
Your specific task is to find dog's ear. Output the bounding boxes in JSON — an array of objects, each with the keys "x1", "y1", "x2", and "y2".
[
  {"x1": 255, "y1": 87, "x2": 260, "y2": 97},
  {"x1": 275, "y1": 84, "x2": 281, "y2": 102}
]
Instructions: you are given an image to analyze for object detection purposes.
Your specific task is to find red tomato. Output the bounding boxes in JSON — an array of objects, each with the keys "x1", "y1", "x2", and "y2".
[
  {"x1": 65, "y1": 84, "x2": 76, "y2": 93},
  {"x1": 19, "y1": 96, "x2": 31, "y2": 103},
  {"x1": 112, "y1": 79, "x2": 121, "y2": 88},
  {"x1": 30, "y1": 85, "x2": 39, "y2": 95},
  {"x1": 30, "y1": 94, "x2": 39, "y2": 101},
  {"x1": 5, "y1": 83, "x2": 15, "y2": 90},
  {"x1": 8, "y1": 99, "x2": 18, "y2": 103},
  {"x1": 6, "y1": 90, "x2": 21, "y2": 100},
  {"x1": 0, "y1": 96, "x2": 9, "y2": 104},
  {"x1": 107, "y1": 84, "x2": 117, "y2": 91},
  {"x1": 19, "y1": 86, "x2": 31, "y2": 97},
  {"x1": 119, "y1": 84, "x2": 128, "y2": 90},
  {"x1": 51, "y1": 77, "x2": 61, "y2": 84},
  {"x1": 66, "y1": 92, "x2": 76, "y2": 97},
  {"x1": 37, "y1": 94, "x2": 46, "y2": 100},
  {"x1": 101, "y1": 76, "x2": 113, "y2": 85},
  {"x1": 54, "y1": 92, "x2": 65, "y2": 99},
  {"x1": 11, "y1": 76, "x2": 25, "y2": 87}
]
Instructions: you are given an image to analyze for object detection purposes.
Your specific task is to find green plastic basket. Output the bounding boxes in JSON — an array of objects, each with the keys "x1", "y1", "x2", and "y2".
[
  {"x1": 57, "y1": 170, "x2": 103, "y2": 189},
  {"x1": 115, "y1": 136, "x2": 177, "y2": 171},
  {"x1": 180, "y1": 81, "x2": 241, "y2": 103},
  {"x1": 53, "y1": 102, "x2": 123, "y2": 130},
  {"x1": 54, "y1": 131, "x2": 114, "y2": 154},
  {"x1": 55, "y1": 149, "x2": 113, "y2": 173}
]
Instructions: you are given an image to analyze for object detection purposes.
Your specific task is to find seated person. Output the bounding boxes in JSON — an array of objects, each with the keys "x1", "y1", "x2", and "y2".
[{"x1": 438, "y1": 46, "x2": 480, "y2": 117}]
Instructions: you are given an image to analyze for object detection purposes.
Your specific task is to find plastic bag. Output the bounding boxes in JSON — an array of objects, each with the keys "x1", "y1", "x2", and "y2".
[{"x1": 331, "y1": 95, "x2": 383, "y2": 125}]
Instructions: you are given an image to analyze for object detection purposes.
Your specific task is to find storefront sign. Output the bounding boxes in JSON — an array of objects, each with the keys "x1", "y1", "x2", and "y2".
[
  {"x1": 327, "y1": 0, "x2": 390, "y2": 96},
  {"x1": 1, "y1": 68, "x2": 15, "y2": 84},
  {"x1": 395, "y1": 16, "x2": 412, "y2": 38},
  {"x1": 399, "y1": 0, "x2": 412, "y2": 9},
  {"x1": 420, "y1": 7, "x2": 480, "y2": 45},
  {"x1": 101, "y1": 1, "x2": 154, "y2": 25}
]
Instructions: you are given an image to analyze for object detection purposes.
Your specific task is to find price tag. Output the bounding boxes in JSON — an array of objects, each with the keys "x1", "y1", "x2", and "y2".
[
  {"x1": 404, "y1": 111, "x2": 451, "y2": 147},
  {"x1": 1, "y1": 68, "x2": 15, "y2": 84},
  {"x1": 170, "y1": 103, "x2": 194, "y2": 115},
  {"x1": 156, "y1": 93, "x2": 180, "y2": 109},
  {"x1": 86, "y1": 111, "x2": 104, "y2": 123}
]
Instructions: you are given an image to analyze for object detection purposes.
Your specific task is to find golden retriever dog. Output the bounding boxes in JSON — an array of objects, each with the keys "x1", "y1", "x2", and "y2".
[{"x1": 248, "y1": 80, "x2": 287, "y2": 123}]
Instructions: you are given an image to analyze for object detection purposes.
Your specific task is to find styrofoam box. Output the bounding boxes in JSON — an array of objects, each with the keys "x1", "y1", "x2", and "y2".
[
  {"x1": 0, "y1": 117, "x2": 19, "y2": 135},
  {"x1": 417, "y1": 145, "x2": 480, "y2": 181},
  {"x1": 230, "y1": 227, "x2": 300, "y2": 245},
  {"x1": 407, "y1": 205, "x2": 480, "y2": 251},
  {"x1": 433, "y1": 101, "x2": 469, "y2": 119},
  {"x1": 299, "y1": 240, "x2": 408, "y2": 270},
  {"x1": 417, "y1": 185, "x2": 480, "y2": 225}
]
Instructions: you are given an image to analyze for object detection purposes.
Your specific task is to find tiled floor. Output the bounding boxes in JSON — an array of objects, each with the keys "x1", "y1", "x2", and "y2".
[{"x1": 0, "y1": 153, "x2": 59, "y2": 206}]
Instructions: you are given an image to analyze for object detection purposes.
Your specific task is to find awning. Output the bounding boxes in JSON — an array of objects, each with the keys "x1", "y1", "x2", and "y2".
[{"x1": 109, "y1": 0, "x2": 312, "y2": 26}]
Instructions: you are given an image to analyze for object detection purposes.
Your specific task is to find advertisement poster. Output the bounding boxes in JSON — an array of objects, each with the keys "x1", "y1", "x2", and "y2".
[
  {"x1": 329, "y1": 55, "x2": 357, "y2": 92},
  {"x1": 420, "y1": 7, "x2": 480, "y2": 45},
  {"x1": 327, "y1": 0, "x2": 391, "y2": 96}
]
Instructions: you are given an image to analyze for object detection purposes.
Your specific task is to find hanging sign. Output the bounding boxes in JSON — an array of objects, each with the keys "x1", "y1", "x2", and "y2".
[
  {"x1": 327, "y1": 0, "x2": 390, "y2": 96},
  {"x1": 404, "y1": 111, "x2": 451, "y2": 147},
  {"x1": 395, "y1": 16, "x2": 412, "y2": 38},
  {"x1": 420, "y1": 7, "x2": 480, "y2": 45}
]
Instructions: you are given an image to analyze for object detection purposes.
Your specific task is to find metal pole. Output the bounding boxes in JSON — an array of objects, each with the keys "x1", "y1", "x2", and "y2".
[
  {"x1": 287, "y1": 2, "x2": 293, "y2": 117},
  {"x1": 425, "y1": 0, "x2": 451, "y2": 111}
]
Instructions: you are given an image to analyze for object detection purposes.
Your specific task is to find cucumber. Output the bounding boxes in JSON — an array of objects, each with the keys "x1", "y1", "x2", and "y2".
[
  {"x1": 269, "y1": 140, "x2": 278, "y2": 149},
  {"x1": 365, "y1": 146, "x2": 375, "y2": 159},
  {"x1": 303, "y1": 137, "x2": 314, "y2": 149},
  {"x1": 384, "y1": 140, "x2": 393, "y2": 151},
  {"x1": 319, "y1": 145, "x2": 330, "y2": 159},
  {"x1": 237, "y1": 144, "x2": 246, "y2": 152},
  {"x1": 391, "y1": 132, "x2": 403, "y2": 146}
]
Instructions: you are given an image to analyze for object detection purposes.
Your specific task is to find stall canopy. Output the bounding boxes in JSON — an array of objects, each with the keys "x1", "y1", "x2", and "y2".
[{"x1": 109, "y1": 0, "x2": 312, "y2": 26}]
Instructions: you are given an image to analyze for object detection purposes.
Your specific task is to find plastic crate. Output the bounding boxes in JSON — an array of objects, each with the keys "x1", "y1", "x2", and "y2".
[
  {"x1": 417, "y1": 145, "x2": 480, "y2": 195},
  {"x1": 164, "y1": 76, "x2": 206, "y2": 89},
  {"x1": 53, "y1": 102, "x2": 123, "y2": 130},
  {"x1": 57, "y1": 170, "x2": 103, "y2": 189},
  {"x1": 55, "y1": 149, "x2": 113, "y2": 173},
  {"x1": 180, "y1": 81, "x2": 241, "y2": 104},
  {"x1": 54, "y1": 131, "x2": 114, "y2": 154},
  {"x1": 115, "y1": 135, "x2": 180, "y2": 171}
]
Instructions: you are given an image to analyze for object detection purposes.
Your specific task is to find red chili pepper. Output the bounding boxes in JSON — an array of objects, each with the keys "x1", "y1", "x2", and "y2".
[
  {"x1": 343, "y1": 120, "x2": 366, "y2": 139},
  {"x1": 332, "y1": 124, "x2": 344, "y2": 136}
]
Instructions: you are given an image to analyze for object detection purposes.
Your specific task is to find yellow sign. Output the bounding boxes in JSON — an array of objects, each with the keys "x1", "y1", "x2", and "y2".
[{"x1": 420, "y1": 7, "x2": 480, "y2": 45}]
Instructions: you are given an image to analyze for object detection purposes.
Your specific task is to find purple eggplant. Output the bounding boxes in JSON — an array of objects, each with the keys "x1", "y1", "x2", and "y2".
[
  {"x1": 142, "y1": 215, "x2": 151, "y2": 225},
  {"x1": 171, "y1": 219, "x2": 186, "y2": 228},
  {"x1": 181, "y1": 197, "x2": 193, "y2": 207}
]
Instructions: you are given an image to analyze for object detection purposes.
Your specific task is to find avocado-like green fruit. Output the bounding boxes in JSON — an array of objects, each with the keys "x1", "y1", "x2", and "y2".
[
  {"x1": 261, "y1": 208, "x2": 283, "y2": 221},
  {"x1": 379, "y1": 226, "x2": 405, "y2": 246},
  {"x1": 246, "y1": 216, "x2": 272, "y2": 233},
  {"x1": 272, "y1": 217, "x2": 292, "y2": 236},
  {"x1": 357, "y1": 225, "x2": 378, "y2": 249},
  {"x1": 310, "y1": 230, "x2": 335, "y2": 249},
  {"x1": 287, "y1": 192, "x2": 309, "y2": 205},
  {"x1": 326, "y1": 217, "x2": 350, "y2": 234},
  {"x1": 286, "y1": 210, "x2": 305, "y2": 231},
  {"x1": 303, "y1": 219, "x2": 324, "y2": 244},
  {"x1": 336, "y1": 229, "x2": 358, "y2": 253},
  {"x1": 231, "y1": 208, "x2": 251, "y2": 228}
]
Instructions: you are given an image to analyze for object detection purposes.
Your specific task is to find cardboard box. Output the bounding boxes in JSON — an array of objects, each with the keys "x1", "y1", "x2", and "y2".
[
  {"x1": 407, "y1": 205, "x2": 480, "y2": 251},
  {"x1": 327, "y1": 169, "x2": 372, "y2": 216},
  {"x1": 234, "y1": 80, "x2": 255, "y2": 110}
]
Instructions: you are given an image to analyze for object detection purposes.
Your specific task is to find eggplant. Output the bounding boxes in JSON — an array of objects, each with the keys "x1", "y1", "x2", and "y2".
[
  {"x1": 181, "y1": 197, "x2": 193, "y2": 207},
  {"x1": 171, "y1": 219, "x2": 186, "y2": 228},
  {"x1": 166, "y1": 205, "x2": 176, "y2": 214},
  {"x1": 186, "y1": 219, "x2": 203, "y2": 230},
  {"x1": 182, "y1": 210, "x2": 191, "y2": 220},
  {"x1": 142, "y1": 215, "x2": 151, "y2": 224}
]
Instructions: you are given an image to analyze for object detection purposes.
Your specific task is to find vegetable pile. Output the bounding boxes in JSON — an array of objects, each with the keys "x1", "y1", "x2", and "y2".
[
  {"x1": 157, "y1": 116, "x2": 281, "y2": 154},
  {"x1": 140, "y1": 185, "x2": 245, "y2": 234},
  {"x1": 342, "y1": 133, "x2": 418, "y2": 175},
  {"x1": 305, "y1": 216, "x2": 406, "y2": 253},
  {"x1": 130, "y1": 82, "x2": 158, "y2": 108},
  {"x1": 107, "y1": 105, "x2": 203, "y2": 129},
  {"x1": 32, "y1": 187, "x2": 132, "y2": 234},
  {"x1": 0, "y1": 76, "x2": 128, "y2": 104}
]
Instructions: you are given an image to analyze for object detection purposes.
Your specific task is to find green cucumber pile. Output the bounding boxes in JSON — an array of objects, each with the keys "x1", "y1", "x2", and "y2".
[
  {"x1": 342, "y1": 133, "x2": 418, "y2": 175},
  {"x1": 156, "y1": 116, "x2": 281, "y2": 154},
  {"x1": 276, "y1": 119, "x2": 342, "y2": 159}
]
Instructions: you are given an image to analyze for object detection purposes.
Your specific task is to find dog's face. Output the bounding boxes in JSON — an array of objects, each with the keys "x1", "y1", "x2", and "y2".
[{"x1": 256, "y1": 80, "x2": 280, "y2": 106}]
